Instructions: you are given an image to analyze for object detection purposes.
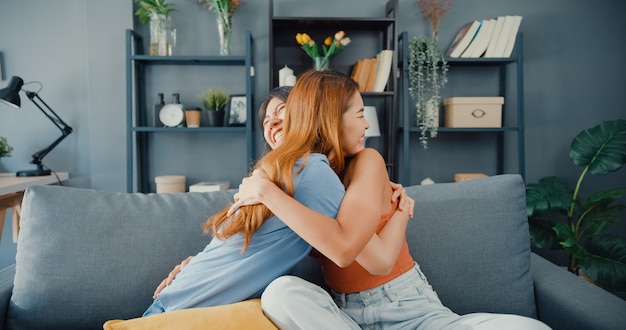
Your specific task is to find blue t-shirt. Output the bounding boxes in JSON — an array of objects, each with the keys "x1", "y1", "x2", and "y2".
[{"x1": 157, "y1": 153, "x2": 344, "y2": 311}]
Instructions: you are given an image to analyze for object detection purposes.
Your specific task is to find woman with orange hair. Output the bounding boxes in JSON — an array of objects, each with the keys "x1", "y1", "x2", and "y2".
[{"x1": 231, "y1": 72, "x2": 551, "y2": 328}]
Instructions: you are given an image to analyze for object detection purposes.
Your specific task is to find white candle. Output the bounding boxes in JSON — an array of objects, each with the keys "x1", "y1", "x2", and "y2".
[
  {"x1": 285, "y1": 74, "x2": 297, "y2": 86},
  {"x1": 279, "y1": 65, "x2": 294, "y2": 87}
]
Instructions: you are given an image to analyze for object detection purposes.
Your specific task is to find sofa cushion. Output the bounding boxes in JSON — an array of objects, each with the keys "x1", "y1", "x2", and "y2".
[
  {"x1": 8, "y1": 186, "x2": 234, "y2": 330},
  {"x1": 103, "y1": 299, "x2": 277, "y2": 330},
  {"x1": 404, "y1": 174, "x2": 537, "y2": 317}
]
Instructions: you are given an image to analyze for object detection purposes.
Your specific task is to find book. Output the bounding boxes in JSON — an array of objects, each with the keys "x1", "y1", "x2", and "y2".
[
  {"x1": 465, "y1": 18, "x2": 496, "y2": 58},
  {"x1": 364, "y1": 55, "x2": 379, "y2": 92},
  {"x1": 461, "y1": 18, "x2": 495, "y2": 58},
  {"x1": 489, "y1": 15, "x2": 521, "y2": 57},
  {"x1": 350, "y1": 59, "x2": 363, "y2": 85},
  {"x1": 501, "y1": 16, "x2": 523, "y2": 57},
  {"x1": 484, "y1": 16, "x2": 506, "y2": 57},
  {"x1": 446, "y1": 20, "x2": 481, "y2": 58},
  {"x1": 189, "y1": 181, "x2": 230, "y2": 192},
  {"x1": 372, "y1": 50, "x2": 394, "y2": 92}
]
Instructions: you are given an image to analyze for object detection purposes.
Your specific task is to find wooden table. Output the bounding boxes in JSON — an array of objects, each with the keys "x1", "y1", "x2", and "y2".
[{"x1": 0, "y1": 172, "x2": 69, "y2": 243}]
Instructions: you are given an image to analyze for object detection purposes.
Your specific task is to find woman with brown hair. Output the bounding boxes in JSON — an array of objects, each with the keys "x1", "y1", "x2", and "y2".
[{"x1": 144, "y1": 71, "x2": 412, "y2": 316}]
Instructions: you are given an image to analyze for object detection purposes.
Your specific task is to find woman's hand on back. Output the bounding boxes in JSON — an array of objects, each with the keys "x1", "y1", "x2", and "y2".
[
  {"x1": 228, "y1": 168, "x2": 272, "y2": 216},
  {"x1": 390, "y1": 181, "x2": 413, "y2": 218}
]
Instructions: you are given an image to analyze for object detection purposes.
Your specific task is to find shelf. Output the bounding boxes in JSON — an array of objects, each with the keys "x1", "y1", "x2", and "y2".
[
  {"x1": 269, "y1": 0, "x2": 399, "y2": 179},
  {"x1": 132, "y1": 126, "x2": 247, "y2": 133},
  {"x1": 406, "y1": 127, "x2": 520, "y2": 133},
  {"x1": 129, "y1": 55, "x2": 248, "y2": 66},
  {"x1": 271, "y1": 17, "x2": 395, "y2": 30},
  {"x1": 398, "y1": 32, "x2": 525, "y2": 185},
  {"x1": 126, "y1": 29, "x2": 255, "y2": 193}
]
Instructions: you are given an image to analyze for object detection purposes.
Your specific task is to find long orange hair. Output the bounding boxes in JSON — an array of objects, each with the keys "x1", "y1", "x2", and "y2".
[{"x1": 203, "y1": 70, "x2": 360, "y2": 250}]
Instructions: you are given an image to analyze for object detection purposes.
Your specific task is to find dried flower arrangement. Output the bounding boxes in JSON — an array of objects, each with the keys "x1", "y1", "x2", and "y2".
[{"x1": 417, "y1": 0, "x2": 451, "y2": 41}]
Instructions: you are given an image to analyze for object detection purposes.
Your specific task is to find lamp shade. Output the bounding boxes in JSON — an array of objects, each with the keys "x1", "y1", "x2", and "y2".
[
  {"x1": 363, "y1": 106, "x2": 381, "y2": 138},
  {"x1": 0, "y1": 76, "x2": 24, "y2": 108}
]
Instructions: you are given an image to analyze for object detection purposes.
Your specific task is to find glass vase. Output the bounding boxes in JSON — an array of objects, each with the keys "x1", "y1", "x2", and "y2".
[
  {"x1": 313, "y1": 57, "x2": 329, "y2": 71},
  {"x1": 149, "y1": 14, "x2": 171, "y2": 56},
  {"x1": 216, "y1": 15, "x2": 231, "y2": 56}
]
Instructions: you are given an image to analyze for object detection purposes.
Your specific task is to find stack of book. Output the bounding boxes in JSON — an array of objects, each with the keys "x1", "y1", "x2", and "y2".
[
  {"x1": 350, "y1": 49, "x2": 394, "y2": 92},
  {"x1": 446, "y1": 15, "x2": 523, "y2": 58}
]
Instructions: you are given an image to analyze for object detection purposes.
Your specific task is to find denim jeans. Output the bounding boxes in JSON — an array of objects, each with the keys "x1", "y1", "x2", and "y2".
[{"x1": 262, "y1": 263, "x2": 551, "y2": 330}]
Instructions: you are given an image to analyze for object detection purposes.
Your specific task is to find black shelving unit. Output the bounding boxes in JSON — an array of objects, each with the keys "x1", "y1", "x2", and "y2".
[
  {"x1": 398, "y1": 32, "x2": 525, "y2": 185},
  {"x1": 269, "y1": 0, "x2": 399, "y2": 180},
  {"x1": 125, "y1": 29, "x2": 255, "y2": 193}
]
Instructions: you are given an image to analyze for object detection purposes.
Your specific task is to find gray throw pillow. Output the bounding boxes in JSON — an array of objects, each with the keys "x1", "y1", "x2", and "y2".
[
  {"x1": 8, "y1": 185, "x2": 234, "y2": 330},
  {"x1": 404, "y1": 174, "x2": 536, "y2": 317}
]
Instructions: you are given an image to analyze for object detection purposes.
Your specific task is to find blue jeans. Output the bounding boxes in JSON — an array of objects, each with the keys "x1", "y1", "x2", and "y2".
[
  {"x1": 142, "y1": 298, "x2": 165, "y2": 317},
  {"x1": 262, "y1": 264, "x2": 551, "y2": 330}
]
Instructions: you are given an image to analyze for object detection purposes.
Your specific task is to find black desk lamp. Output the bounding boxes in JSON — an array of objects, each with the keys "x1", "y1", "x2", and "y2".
[{"x1": 0, "y1": 76, "x2": 73, "y2": 177}]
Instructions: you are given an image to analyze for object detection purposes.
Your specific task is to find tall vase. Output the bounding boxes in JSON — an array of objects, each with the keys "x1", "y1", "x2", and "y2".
[
  {"x1": 313, "y1": 57, "x2": 329, "y2": 71},
  {"x1": 149, "y1": 14, "x2": 170, "y2": 56},
  {"x1": 216, "y1": 14, "x2": 231, "y2": 56}
]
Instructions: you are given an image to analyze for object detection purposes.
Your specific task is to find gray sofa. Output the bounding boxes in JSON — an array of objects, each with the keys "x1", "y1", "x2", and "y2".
[{"x1": 0, "y1": 174, "x2": 624, "y2": 329}]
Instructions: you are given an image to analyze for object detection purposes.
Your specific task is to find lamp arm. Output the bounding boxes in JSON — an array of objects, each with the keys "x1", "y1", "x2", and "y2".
[{"x1": 25, "y1": 91, "x2": 73, "y2": 166}]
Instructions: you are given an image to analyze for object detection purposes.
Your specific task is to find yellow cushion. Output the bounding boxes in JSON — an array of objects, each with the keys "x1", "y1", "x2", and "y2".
[{"x1": 103, "y1": 299, "x2": 278, "y2": 330}]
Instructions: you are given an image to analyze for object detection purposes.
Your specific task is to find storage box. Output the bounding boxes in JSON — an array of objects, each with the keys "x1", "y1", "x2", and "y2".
[
  {"x1": 444, "y1": 97, "x2": 504, "y2": 128},
  {"x1": 155, "y1": 175, "x2": 186, "y2": 193},
  {"x1": 189, "y1": 181, "x2": 230, "y2": 192}
]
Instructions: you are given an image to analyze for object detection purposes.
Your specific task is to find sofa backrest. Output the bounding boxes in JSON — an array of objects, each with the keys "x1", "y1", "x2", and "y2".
[
  {"x1": 7, "y1": 174, "x2": 536, "y2": 329},
  {"x1": 404, "y1": 174, "x2": 537, "y2": 318}
]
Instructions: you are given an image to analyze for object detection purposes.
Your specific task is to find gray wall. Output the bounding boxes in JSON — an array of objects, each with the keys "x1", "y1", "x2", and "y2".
[{"x1": 0, "y1": 0, "x2": 624, "y2": 268}]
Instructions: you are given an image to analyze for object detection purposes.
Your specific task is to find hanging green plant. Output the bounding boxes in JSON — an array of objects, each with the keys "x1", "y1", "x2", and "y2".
[{"x1": 408, "y1": 35, "x2": 448, "y2": 148}]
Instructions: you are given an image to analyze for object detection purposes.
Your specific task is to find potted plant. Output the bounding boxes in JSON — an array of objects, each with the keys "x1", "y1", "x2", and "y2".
[
  {"x1": 134, "y1": 0, "x2": 176, "y2": 56},
  {"x1": 526, "y1": 119, "x2": 626, "y2": 291},
  {"x1": 408, "y1": 0, "x2": 450, "y2": 149},
  {"x1": 0, "y1": 136, "x2": 13, "y2": 158},
  {"x1": 201, "y1": 88, "x2": 230, "y2": 127}
]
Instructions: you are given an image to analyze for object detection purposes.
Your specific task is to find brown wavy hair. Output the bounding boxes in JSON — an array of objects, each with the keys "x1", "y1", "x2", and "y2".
[{"x1": 203, "y1": 70, "x2": 359, "y2": 251}]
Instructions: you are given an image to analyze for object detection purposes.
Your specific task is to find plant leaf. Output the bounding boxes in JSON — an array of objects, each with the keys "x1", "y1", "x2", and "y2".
[
  {"x1": 570, "y1": 119, "x2": 626, "y2": 175},
  {"x1": 579, "y1": 204, "x2": 625, "y2": 237},
  {"x1": 554, "y1": 222, "x2": 587, "y2": 261},
  {"x1": 525, "y1": 176, "x2": 573, "y2": 216},
  {"x1": 528, "y1": 217, "x2": 559, "y2": 249},
  {"x1": 581, "y1": 235, "x2": 626, "y2": 291}
]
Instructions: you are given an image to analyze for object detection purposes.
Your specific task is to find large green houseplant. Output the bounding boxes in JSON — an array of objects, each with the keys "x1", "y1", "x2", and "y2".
[{"x1": 526, "y1": 119, "x2": 626, "y2": 291}]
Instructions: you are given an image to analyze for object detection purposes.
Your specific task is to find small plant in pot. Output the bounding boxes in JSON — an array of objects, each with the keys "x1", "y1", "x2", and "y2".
[
  {"x1": 201, "y1": 88, "x2": 229, "y2": 127},
  {"x1": 0, "y1": 137, "x2": 13, "y2": 158},
  {"x1": 526, "y1": 119, "x2": 626, "y2": 291}
]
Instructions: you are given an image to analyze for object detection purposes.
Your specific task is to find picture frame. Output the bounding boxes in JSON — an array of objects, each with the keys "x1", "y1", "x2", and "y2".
[{"x1": 228, "y1": 94, "x2": 247, "y2": 126}]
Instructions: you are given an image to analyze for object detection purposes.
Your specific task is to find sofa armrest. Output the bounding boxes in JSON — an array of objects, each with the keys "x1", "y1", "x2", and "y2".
[
  {"x1": 0, "y1": 264, "x2": 15, "y2": 330},
  {"x1": 531, "y1": 253, "x2": 626, "y2": 330}
]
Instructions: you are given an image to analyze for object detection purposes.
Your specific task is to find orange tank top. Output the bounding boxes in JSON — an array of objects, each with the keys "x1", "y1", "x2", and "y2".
[{"x1": 319, "y1": 200, "x2": 415, "y2": 293}]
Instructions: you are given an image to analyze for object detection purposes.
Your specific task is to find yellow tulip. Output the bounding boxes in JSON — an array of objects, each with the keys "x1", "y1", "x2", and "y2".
[
  {"x1": 301, "y1": 33, "x2": 311, "y2": 43},
  {"x1": 324, "y1": 37, "x2": 332, "y2": 47}
]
